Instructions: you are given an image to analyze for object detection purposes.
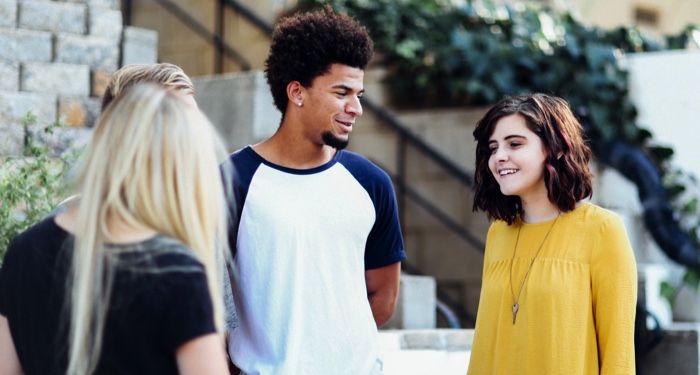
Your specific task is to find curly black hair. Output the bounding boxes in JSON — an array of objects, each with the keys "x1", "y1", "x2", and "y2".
[
  {"x1": 265, "y1": 6, "x2": 374, "y2": 114},
  {"x1": 472, "y1": 93, "x2": 593, "y2": 224}
]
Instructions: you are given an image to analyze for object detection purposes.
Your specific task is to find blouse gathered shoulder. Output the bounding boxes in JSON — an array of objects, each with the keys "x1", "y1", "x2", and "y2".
[{"x1": 467, "y1": 202, "x2": 638, "y2": 375}]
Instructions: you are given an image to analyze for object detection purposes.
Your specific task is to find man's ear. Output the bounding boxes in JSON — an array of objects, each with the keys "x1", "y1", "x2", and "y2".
[{"x1": 286, "y1": 81, "x2": 305, "y2": 108}]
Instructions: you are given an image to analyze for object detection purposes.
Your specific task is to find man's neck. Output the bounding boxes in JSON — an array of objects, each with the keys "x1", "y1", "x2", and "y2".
[{"x1": 253, "y1": 124, "x2": 336, "y2": 169}]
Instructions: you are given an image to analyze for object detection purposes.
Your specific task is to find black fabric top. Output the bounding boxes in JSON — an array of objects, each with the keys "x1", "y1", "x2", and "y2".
[{"x1": 0, "y1": 216, "x2": 216, "y2": 374}]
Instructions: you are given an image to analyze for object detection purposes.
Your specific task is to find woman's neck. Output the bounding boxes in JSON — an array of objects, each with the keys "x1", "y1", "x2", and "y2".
[
  {"x1": 253, "y1": 124, "x2": 336, "y2": 169},
  {"x1": 520, "y1": 196, "x2": 561, "y2": 224}
]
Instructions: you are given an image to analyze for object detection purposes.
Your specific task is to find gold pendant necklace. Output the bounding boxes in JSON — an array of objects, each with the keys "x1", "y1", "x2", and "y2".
[{"x1": 509, "y1": 214, "x2": 559, "y2": 325}]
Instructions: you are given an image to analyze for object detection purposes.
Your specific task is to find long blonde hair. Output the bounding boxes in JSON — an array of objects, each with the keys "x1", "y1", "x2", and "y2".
[{"x1": 67, "y1": 84, "x2": 229, "y2": 374}]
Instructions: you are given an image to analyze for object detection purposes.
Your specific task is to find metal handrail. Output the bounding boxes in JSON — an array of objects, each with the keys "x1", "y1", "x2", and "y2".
[
  {"x1": 362, "y1": 99, "x2": 475, "y2": 188},
  {"x1": 150, "y1": 0, "x2": 252, "y2": 71},
  {"x1": 222, "y1": 0, "x2": 274, "y2": 35},
  {"x1": 372, "y1": 159, "x2": 484, "y2": 251}
]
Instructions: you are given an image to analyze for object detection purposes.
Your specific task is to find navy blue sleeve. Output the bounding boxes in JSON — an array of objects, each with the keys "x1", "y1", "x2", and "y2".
[
  {"x1": 224, "y1": 147, "x2": 262, "y2": 257},
  {"x1": 339, "y1": 151, "x2": 407, "y2": 269}
]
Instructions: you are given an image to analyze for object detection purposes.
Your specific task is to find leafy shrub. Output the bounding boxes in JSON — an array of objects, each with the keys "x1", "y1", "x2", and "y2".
[{"x1": 0, "y1": 113, "x2": 78, "y2": 262}]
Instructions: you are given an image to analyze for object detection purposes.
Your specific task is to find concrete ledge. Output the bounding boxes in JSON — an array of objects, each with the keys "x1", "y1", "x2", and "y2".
[
  {"x1": 642, "y1": 323, "x2": 700, "y2": 375},
  {"x1": 379, "y1": 329, "x2": 472, "y2": 351},
  {"x1": 379, "y1": 329, "x2": 471, "y2": 375},
  {"x1": 377, "y1": 325, "x2": 700, "y2": 375}
]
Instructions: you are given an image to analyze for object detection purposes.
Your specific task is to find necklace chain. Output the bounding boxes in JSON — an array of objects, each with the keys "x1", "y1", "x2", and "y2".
[{"x1": 509, "y1": 214, "x2": 559, "y2": 325}]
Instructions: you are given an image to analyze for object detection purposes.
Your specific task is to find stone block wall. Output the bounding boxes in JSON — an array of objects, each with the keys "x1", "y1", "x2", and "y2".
[{"x1": 0, "y1": 0, "x2": 158, "y2": 157}]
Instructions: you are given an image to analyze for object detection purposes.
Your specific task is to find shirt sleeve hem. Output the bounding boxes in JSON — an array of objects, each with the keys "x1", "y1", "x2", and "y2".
[{"x1": 365, "y1": 250, "x2": 406, "y2": 270}]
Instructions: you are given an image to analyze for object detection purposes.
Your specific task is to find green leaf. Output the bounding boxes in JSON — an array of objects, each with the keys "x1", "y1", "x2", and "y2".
[
  {"x1": 660, "y1": 281, "x2": 678, "y2": 306},
  {"x1": 683, "y1": 269, "x2": 700, "y2": 291},
  {"x1": 648, "y1": 145, "x2": 675, "y2": 160}
]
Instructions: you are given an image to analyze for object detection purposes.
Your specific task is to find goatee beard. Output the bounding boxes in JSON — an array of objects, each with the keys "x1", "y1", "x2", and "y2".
[{"x1": 322, "y1": 132, "x2": 349, "y2": 150}]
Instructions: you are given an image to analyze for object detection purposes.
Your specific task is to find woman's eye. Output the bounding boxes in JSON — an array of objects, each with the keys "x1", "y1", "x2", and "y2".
[
  {"x1": 488, "y1": 147, "x2": 497, "y2": 154},
  {"x1": 509, "y1": 142, "x2": 521, "y2": 148}
]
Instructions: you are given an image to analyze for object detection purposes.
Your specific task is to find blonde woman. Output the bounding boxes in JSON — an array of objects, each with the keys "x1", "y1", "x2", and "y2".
[{"x1": 0, "y1": 85, "x2": 230, "y2": 374}]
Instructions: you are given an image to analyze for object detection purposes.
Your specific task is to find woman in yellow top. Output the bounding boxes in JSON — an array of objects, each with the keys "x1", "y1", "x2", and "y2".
[{"x1": 468, "y1": 93, "x2": 637, "y2": 374}]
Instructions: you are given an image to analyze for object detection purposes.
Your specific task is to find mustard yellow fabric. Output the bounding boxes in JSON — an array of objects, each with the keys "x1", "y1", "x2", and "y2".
[{"x1": 468, "y1": 203, "x2": 637, "y2": 375}]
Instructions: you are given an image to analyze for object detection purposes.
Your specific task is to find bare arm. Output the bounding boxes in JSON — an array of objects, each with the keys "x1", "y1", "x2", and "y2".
[
  {"x1": 365, "y1": 262, "x2": 401, "y2": 327},
  {"x1": 0, "y1": 315, "x2": 23, "y2": 375},
  {"x1": 176, "y1": 333, "x2": 229, "y2": 375}
]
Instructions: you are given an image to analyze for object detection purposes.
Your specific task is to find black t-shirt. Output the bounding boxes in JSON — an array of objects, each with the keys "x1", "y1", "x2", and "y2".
[{"x1": 0, "y1": 217, "x2": 217, "y2": 374}]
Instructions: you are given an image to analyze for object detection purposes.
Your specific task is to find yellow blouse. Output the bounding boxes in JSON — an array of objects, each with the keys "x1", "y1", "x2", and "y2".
[{"x1": 468, "y1": 203, "x2": 637, "y2": 375}]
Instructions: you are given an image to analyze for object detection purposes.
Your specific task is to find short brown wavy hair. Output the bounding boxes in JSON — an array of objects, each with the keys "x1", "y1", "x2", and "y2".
[
  {"x1": 265, "y1": 6, "x2": 373, "y2": 115},
  {"x1": 472, "y1": 93, "x2": 593, "y2": 224}
]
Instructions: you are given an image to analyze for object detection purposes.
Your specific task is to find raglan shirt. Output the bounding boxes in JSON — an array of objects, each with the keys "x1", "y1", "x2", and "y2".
[{"x1": 227, "y1": 146, "x2": 406, "y2": 375}]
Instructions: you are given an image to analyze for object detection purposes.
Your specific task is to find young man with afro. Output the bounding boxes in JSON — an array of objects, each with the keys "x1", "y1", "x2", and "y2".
[{"x1": 225, "y1": 7, "x2": 406, "y2": 375}]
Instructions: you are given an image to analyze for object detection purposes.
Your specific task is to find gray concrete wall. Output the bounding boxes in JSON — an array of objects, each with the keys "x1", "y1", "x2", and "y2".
[
  {"x1": 385, "y1": 274, "x2": 437, "y2": 329},
  {"x1": 193, "y1": 71, "x2": 279, "y2": 152}
]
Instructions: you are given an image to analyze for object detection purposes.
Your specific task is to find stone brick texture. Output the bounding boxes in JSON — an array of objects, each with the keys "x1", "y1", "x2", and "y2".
[
  {"x1": 22, "y1": 63, "x2": 90, "y2": 96},
  {"x1": 0, "y1": 61, "x2": 20, "y2": 91},
  {"x1": 62, "y1": 0, "x2": 120, "y2": 10},
  {"x1": 88, "y1": 6, "x2": 122, "y2": 41},
  {"x1": 0, "y1": 91, "x2": 57, "y2": 126},
  {"x1": 27, "y1": 123, "x2": 91, "y2": 156},
  {"x1": 0, "y1": 0, "x2": 17, "y2": 28},
  {"x1": 58, "y1": 96, "x2": 100, "y2": 128},
  {"x1": 19, "y1": 0, "x2": 87, "y2": 35},
  {"x1": 91, "y1": 69, "x2": 112, "y2": 98},
  {"x1": 0, "y1": 29, "x2": 52, "y2": 63},
  {"x1": 121, "y1": 26, "x2": 158, "y2": 65},
  {"x1": 0, "y1": 123, "x2": 25, "y2": 156},
  {"x1": 56, "y1": 33, "x2": 119, "y2": 71},
  {"x1": 0, "y1": 0, "x2": 158, "y2": 158}
]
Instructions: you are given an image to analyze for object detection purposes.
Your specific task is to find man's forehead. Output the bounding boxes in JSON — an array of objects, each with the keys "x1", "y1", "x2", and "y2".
[{"x1": 313, "y1": 64, "x2": 364, "y2": 88}]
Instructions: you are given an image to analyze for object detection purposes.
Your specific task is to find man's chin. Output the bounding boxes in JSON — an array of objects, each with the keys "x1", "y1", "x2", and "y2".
[{"x1": 322, "y1": 132, "x2": 349, "y2": 150}]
